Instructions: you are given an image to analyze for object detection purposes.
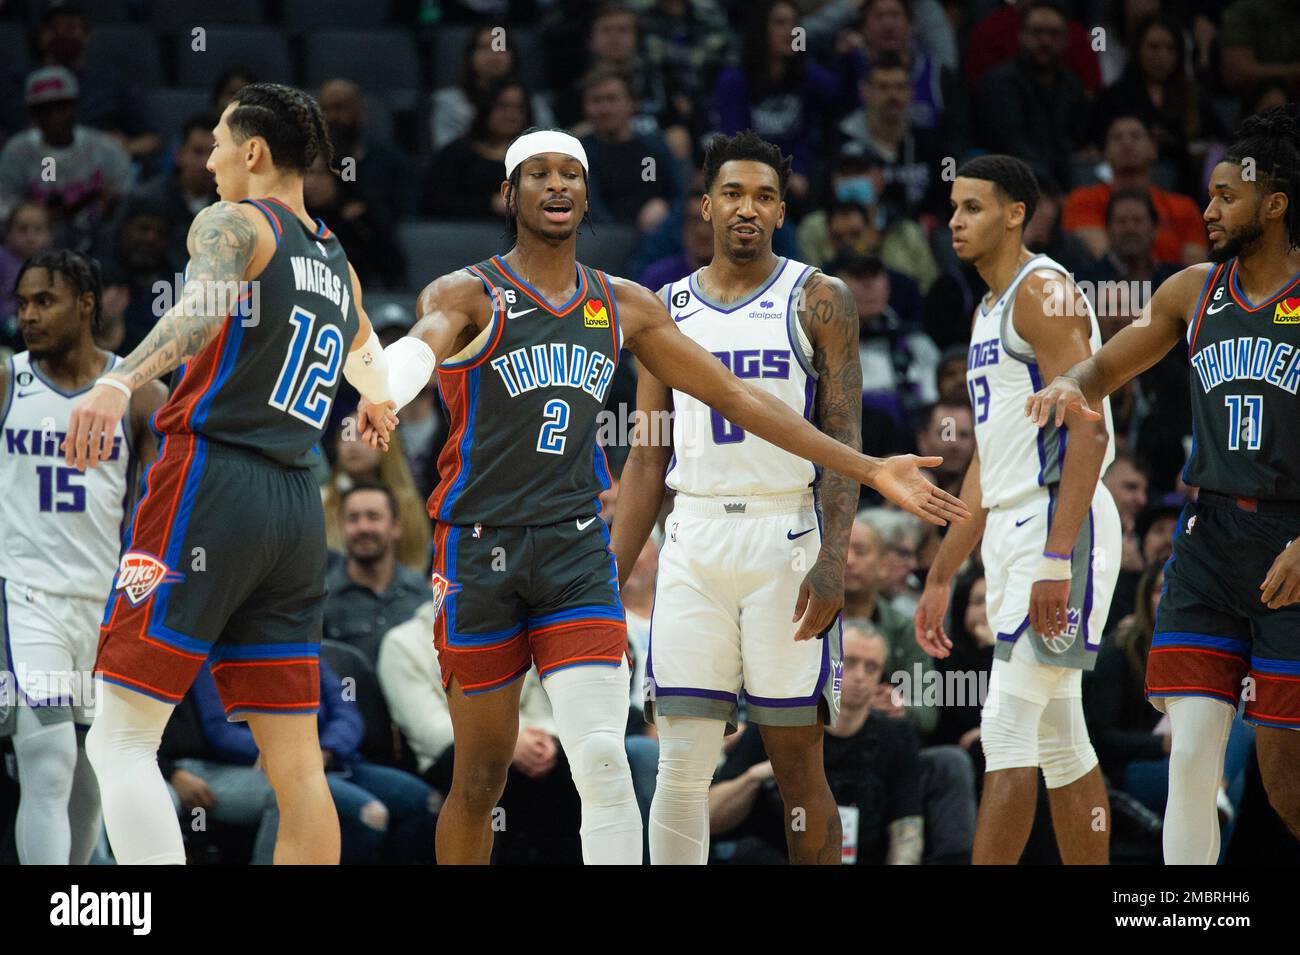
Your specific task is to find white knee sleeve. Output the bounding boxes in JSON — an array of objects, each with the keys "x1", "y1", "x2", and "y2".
[
  {"x1": 980, "y1": 684, "x2": 1043, "y2": 773},
  {"x1": 13, "y1": 706, "x2": 79, "y2": 864},
  {"x1": 649, "y1": 715, "x2": 727, "y2": 865},
  {"x1": 544, "y1": 662, "x2": 642, "y2": 864},
  {"x1": 85, "y1": 681, "x2": 185, "y2": 865},
  {"x1": 1164, "y1": 695, "x2": 1234, "y2": 865},
  {"x1": 1037, "y1": 695, "x2": 1098, "y2": 789}
]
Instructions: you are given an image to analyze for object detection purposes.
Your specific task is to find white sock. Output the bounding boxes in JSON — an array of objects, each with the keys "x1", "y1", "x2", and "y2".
[
  {"x1": 1163, "y1": 695, "x2": 1234, "y2": 865},
  {"x1": 649, "y1": 715, "x2": 726, "y2": 865},
  {"x1": 544, "y1": 663, "x2": 643, "y2": 864},
  {"x1": 68, "y1": 732, "x2": 103, "y2": 866},
  {"x1": 13, "y1": 706, "x2": 78, "y2": 864},
  {"x1": 85, "y1": 681, "x2": 185, "y2": 865}
]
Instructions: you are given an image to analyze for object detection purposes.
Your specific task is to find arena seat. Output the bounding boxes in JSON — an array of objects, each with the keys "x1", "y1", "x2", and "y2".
[
  {"x1": 303, "y1": 29, "x2": 421, "y2": 94},
  {"x1": 174, "y1": 27, "x2": 292, "y2": 88},
  {"x1": 153, "y1": 0, "x2": 264, "y2": 29},
  {"x1": 431, "y1": 24, "x2": 546, "y2": 92},
  {"x1": 283, "y1": 0, "x2": 392, "y2": 30},
  {"x1": 143, "y1": 87, "x2": 210, "y2": 138},
  {"x1": 399, "y1": 219, "x2": 511, "y2": 290},
  {"x1": 576, "y1": 225, "x2": 640, "y2": 278},
  {"x1": 85, "y1": 25, "x2": 164, "y2": 89}
]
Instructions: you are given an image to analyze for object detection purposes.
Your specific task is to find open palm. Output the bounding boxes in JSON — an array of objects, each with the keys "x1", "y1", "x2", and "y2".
[{"x1": 872, "y1": 454, "x2": 970, "y2": 526}]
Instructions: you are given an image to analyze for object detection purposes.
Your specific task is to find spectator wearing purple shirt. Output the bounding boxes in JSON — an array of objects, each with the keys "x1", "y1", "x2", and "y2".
[{"x1": 711, "y1": 0, "x2": 855, "y2": 203}]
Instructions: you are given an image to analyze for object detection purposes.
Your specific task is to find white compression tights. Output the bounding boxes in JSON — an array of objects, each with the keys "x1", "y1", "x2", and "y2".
[
  {"x1": 84, "y1": 681, "x2": 185, "y2": 865},
  {"x1": 648, "y1": 715, "x2": 727, "y2": 865},
  {"x1": 1163, "y1": 695, "x2": 1234, "y2": 865},
  {"x1": 13, "y1": 706, "x2": 101, "y2": 864},
  {"x1": 544, "y1": 662, "x2": 643, "y2": 864}
]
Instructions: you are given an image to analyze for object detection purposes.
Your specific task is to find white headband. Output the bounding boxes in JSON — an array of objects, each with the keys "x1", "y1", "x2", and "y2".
[{"x1": 504, "y1": 130, "x2": 589, "y2": 179}]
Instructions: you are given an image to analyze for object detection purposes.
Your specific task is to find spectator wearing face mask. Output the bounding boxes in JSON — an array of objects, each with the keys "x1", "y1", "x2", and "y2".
[{"x1": 798, "y1": 153, "x2": 937, "y2": 292}]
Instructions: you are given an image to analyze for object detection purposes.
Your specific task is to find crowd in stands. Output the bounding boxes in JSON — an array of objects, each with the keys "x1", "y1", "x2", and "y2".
[{"x1": 2, "y1": 0, "x2": 1299, "y2": 864}]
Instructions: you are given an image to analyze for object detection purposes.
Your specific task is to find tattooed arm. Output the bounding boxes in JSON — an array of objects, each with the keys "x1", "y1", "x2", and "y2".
[
  {"x1": 64, "y1": 201, "x2": 261, "y2": 470},
  {"x1": 793, "y1": 273, "x2": 862, "y2": 641}
]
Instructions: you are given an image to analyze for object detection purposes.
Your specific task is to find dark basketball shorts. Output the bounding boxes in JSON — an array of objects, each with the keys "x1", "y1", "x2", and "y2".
[
  {"x1": 96, "y1": 436, "x2": 326, "y2": 719},
  {"x1": 430, "y1": 516, "x2": 628, "y2": 695},
  {"x1": 1147, "y1": 494, "x2": 1300, "y2": 729}
]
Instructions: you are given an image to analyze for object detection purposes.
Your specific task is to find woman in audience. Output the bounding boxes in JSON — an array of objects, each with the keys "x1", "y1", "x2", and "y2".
[
  {"x1": 430, "y1": 24, "x2": 554, "y2": 152},
  {"x1": 421, "y1": 78, "x2": 533, "y2": 220},
  {"x1": 322, "y1": 427, "x2": 432, "y2": 575}
]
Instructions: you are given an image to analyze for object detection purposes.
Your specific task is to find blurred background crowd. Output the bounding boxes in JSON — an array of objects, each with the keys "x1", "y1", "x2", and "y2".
[{"x1": 1, "y1": 0, "x2": 1299, "y2": 864}]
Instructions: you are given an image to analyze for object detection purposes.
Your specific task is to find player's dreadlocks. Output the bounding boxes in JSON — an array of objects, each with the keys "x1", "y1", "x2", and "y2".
[
  {"x1": 1224, "y1": 105, "x2": 1300, "y2": 251},
  {"x1": 702, "y1": 130, "x2": 793, "y2": 196},
  {"x1": 955, "y1": 154, "x2": 1040, "y2": 225},
  {"x1": 228, "y1": 82, "x2": 334, "y2": 172},
  {"x1": 14, "y1": 249, "x2": 103, "y2": 333}
]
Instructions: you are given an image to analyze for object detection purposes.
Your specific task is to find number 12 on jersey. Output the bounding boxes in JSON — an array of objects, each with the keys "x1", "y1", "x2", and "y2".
[
  {"x1": 268, "y1": 305, "x2": 343, "y2": 428},
  {"x1": 1224, "y1": 394, "x2": 1263, "y2": 451}
]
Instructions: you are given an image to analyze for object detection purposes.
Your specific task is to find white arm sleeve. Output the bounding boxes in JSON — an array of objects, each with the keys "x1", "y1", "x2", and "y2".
[
  {"x1": 342, "y1": 324, "x2": 392, "y2": 403},
  {"x1": 384, "y1": 336, "x2": 438, "y2": 411}
]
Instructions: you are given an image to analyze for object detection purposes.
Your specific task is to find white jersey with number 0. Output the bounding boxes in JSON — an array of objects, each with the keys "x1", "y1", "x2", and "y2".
[
  {"x1": 967, "y1": 253, "x2": 1115, "y2": 510},
  {"x1": 0, "y1": 352, "x2": 132, "y2": 599},
  {"x1": 659, "y1": 257, "x2": 820, "y2": 497}
]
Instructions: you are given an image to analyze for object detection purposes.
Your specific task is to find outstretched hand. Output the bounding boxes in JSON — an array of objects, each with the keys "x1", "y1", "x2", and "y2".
[
  {"x1": 357, "y1": 398, "x2": 399, "y2": 451},
  {"x1": 1024, "y1": 375, "x2": 1102, "y2": 428},
  {"x1": 870, "y1": 454, "x2": 971, "y2": 526}
]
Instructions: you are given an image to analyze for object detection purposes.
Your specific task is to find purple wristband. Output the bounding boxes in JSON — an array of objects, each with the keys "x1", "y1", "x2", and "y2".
[{"x1": 1043, "y1": 551, "x2": 1071, "y2": 560}]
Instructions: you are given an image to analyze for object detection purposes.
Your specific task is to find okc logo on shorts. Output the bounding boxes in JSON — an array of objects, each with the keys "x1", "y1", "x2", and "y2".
[
  {"x1": 1042, "y1": 607, "x2": 1082, "y2": 654},
  {"x1": 115, "y1": 552, "x2": 183, "y2": 607},
  {"x1": 430, "y1": 571, "x2": 461, "y2": 622}
]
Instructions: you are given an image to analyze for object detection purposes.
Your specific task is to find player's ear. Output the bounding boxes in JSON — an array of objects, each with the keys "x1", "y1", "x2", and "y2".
[
  {"x1": 1008, "y1": 200, "x2": 1026, "y2": 230},
  {"x1": 776, "y1": 199, "x2": 786, "y2": 231},
  {"x1": 700, "y1": 193, "x2": 712, "y2": 222},
  {"x1": 77, "y1": 290, "x2": 95, "y2": 325}
]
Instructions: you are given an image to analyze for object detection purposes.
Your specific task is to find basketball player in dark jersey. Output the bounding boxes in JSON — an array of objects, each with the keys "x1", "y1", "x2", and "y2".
[
  {"x1": 63, "y1": 84, "x2": 396, "y2": 864},
  {"x1": 1029, "y1": 108, "x2": 1300, "y2": 862},
  {"x1": 353, "y1": 128, "x2": 970, "y2": 864}
]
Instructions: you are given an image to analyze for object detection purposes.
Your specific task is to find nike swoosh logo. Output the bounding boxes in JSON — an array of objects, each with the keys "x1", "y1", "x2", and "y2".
[
  {"x1": 675, "y1": 309, "x2": 702, "y2": 323},
  {"x1": 506, "y1": 307, "x2": 537, "y2": 320},
  {"x1": 16, "y1": 389, "x2": 44, "y2": 398},
  {"x1": 1205, "y1": 301, "x2": 1231, "y2": 315},
  {"x1": 1015, "y1": 516, "x2": 1034, "y2": 527},
  {"x1": 787, "y1": 528, "x2": 815, "y2": 540},
  {"x1": 576, "y1": 517, "x2": 598, "y2": 531}
]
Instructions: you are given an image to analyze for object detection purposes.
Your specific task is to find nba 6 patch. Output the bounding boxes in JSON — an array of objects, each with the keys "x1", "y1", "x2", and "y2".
[
  {"x1": 430, "y1": 571, "x2": 461, "y2": 621},
  {"x1": 115, "y1": 552, "x2": 183, "y2": 607},
  {"x1": 1274, "y1": 297, "x2": 1300, "y2": 324},
  {"x1": 584, "y1": 299, "x2": 609, "y2": 328}
]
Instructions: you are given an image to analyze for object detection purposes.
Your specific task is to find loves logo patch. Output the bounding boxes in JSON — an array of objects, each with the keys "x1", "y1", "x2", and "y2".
[
  {"x1": 1274, "y1": 297, "x2": 1300, "y2": 323},
  {"x1": 115, "y1": 552, "x2": 183, "y2": 607},
  {"x1": 584, "y1": 299, "x2": 609, "y2": 328}
]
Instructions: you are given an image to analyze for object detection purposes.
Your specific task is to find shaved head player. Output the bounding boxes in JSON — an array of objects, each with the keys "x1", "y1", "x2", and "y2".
[{"x1": 355, "y1": 127, "x2": 970, "y2": 864}]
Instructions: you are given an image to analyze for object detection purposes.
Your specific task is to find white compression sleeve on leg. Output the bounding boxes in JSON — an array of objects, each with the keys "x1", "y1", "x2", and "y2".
[
  {"x1": 383, "y1": 336, "x2": 437, "y2": 411},
  {"x1": 649, "y1": 714, "x2": 726, "y2": 865},
  {"x1": 1164, "y1": 695, "x2": 1234, "y2": 865},
  {"x1": 342, "y1": 324, "x2": 392, "y2": 403},
  {"x1": 544, "y1": 662, "x2": 643, "y2": 864},
  {"x1": 13, "y1": 706, "x2": 78, "y2": 864},
  {"x1": 85, "y1": 681, "x2": 185, "y2": 865}
]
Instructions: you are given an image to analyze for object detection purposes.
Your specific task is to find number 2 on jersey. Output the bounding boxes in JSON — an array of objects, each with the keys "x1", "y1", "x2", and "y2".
[
  {"x1": 268, "y1": 305, "x2": 343, "y2": 428},
  {"x1": 538, "y1": 398, "x2": 570, "y2": 454}
]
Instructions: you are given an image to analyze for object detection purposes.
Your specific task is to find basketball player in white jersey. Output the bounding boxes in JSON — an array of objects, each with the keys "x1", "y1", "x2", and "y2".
[
  {"x1": 0, "y1": 251, "x2": 165, "y2": 863},
  {"x1": 913, "y1": 156, "x2": 1123, "y2": 863},
  {"x1": 613, "y1": 131, "x2": 952, "y2": 864}
]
